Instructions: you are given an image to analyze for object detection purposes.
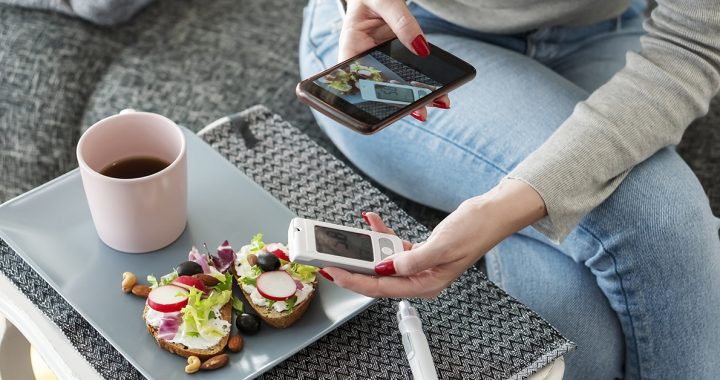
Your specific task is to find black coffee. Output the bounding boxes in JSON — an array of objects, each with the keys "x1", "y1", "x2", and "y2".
[{"x1": 99, "y1": 156, "x2": 170, "y2": 179}]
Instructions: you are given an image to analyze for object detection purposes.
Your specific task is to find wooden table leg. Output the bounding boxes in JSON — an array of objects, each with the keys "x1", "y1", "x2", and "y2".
[{"x1": 0, "y1": 314, "x2": 35, "y2": 380}]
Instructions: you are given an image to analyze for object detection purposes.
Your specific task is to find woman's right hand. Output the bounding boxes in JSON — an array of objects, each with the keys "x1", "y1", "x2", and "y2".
[{"x1": 340, "y1": 0, "x2": 450, "y2": 120}]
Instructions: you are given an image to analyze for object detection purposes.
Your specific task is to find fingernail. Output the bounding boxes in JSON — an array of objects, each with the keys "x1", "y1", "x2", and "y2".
[
  {"x1": 361, "y1": 211, "x2": 370, "y2": 225},
  {"x1": 411, "y1": 35, "x2": 430, "y2": 57},
  {"x1": 432, "y1": 100, "x2": 450, "y2": 109},
  {"x1": 410, "y1": 111, "x2": 426, "y2": 122},
  {"x1": 374, "y1": 260, "x2": 396, "y2": 276},
  {"x1": 319, "y1": 269, "x2": 334, "y2": 282}
]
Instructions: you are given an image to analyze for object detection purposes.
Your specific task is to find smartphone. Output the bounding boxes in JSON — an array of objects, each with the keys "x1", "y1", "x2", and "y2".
[
  {"x1": 296, "y1": 38, "x2": 476, "y2": 134},
  {"x1": 288, "y1": 217, "x2": 404, "y2": 275}
]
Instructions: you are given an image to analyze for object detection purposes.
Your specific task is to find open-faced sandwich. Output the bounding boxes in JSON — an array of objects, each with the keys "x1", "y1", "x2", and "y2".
[
  {"x1": 143, "y1": 242, "x2": 238, "y2": 360},
  {"x1": 234, "y1": 234, "x2": 319, "y2": 328}
]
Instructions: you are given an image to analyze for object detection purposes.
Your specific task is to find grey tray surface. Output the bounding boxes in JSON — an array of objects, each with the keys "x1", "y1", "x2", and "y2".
[
  {"x1": 0, "y1": 105, "x2": 573, "y2": 380},
  {"x1": 0, "y1": 125, "x2": 374, "y2": 379}
]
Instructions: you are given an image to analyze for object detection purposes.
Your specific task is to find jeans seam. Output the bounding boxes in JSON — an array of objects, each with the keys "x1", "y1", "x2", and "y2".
[
  {"x1": 577, "y1": 224, "x2": 645, "y2": 379},
  {"x1": 486, "y1": 249, "x2": 503, "y2": 288},
  {"x1": 410, "y1": 123, "x2": 511, "y2": 175}
]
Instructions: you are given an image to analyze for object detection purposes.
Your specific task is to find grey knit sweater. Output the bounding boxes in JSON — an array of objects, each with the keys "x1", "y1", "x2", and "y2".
[{"x1": 414, "y1": 0, "x2": 720, "y2": 242}]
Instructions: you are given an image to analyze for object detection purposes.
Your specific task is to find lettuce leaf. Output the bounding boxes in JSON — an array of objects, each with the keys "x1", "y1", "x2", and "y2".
[
  {"x1": 286, "y1": 296, "x2": 298, "y2": 314},
  {"x1": 286, "y1": 262, "x2": 318, "y2": 283},
  {"x1": 212, "y1": 240, "x2": 236, "y2": 273},
  {"x1": 250, "y1": 233, "x2": 265, "y2": 252},
  {"x1": 180, "y1": 288, "x2": 232, "y2": 339},
  {"x1": 147, "y1": 270, "x2": 179, "y2": 289},
  {"x1": 157, "y1": 312, "x2": 182, "y2": 340},
  {"x1": 147, "y1": 275, "x2": 159, "y2": 288},
  {"x1": 212, "y1": 272, "x2": 234, "y2": 292},
  {"x1": 232, "y1": 297, "x2": 244, "y2": 313},
  {"x1": 241, "y1": 276, "x2": 256, "y2": 286},
  {"x1": 188, "y1": 246, "x2": 211, "y2": 274},
  {"x1": 240, "y1": 266, "x2": 262, "y2": 285}
]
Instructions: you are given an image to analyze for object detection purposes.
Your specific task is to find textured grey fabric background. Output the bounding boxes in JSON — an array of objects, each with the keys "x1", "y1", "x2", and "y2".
[
  {"x1": 0, "y1": 0, "x2": 717, "y2": 229},
  {"x1": 0, "y1": 0, "x2": 154, "y2": 26}
]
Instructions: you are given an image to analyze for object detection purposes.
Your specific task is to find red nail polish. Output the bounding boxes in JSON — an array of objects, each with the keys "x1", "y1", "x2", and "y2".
[
  {"x1": 361, "y1": 211, "x2": 370, "y2": 225},
  {"x1": 432, "y1": 100, "x2": 450, "y2": 109},
  {"x1": 410, "y1": 111, "x2": 426, "y2": 122},
  {"x1": 375, "y1": 260, "x2": 396, "y2": 276},
  {"x1": 411, "y1": 35, "x2": 430, "y2": 57},
  {"x1": 319, "y1": 269, "x2": 334, "y2": 282}
]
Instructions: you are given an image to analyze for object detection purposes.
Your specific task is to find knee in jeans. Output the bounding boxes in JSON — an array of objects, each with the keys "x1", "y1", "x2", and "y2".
[{"x1": 586, "y1": 165, "x2": 718, "y2": 273}]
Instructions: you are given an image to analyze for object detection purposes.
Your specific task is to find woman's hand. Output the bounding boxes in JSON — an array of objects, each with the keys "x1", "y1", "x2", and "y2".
[
  {"x1": 322, "y1": 179, "x2": 547, "y2": 298},
  {"x1": 340, "y1": 0, "x2": 450, "y2": 120}
]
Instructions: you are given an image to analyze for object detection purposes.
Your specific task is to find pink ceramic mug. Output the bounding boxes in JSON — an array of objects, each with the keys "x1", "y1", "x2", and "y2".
[{"x1": 76, "y1": 111, "x2": 187, "y2": 253}]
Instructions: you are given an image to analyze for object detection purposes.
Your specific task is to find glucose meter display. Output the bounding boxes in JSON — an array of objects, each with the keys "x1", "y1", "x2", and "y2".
[
  {"x1": 375, "y1": 84, "x2": 415, "y2": 103},
  {"x1": 314, "y1": 225, "x2": 374, "y2": 262}
]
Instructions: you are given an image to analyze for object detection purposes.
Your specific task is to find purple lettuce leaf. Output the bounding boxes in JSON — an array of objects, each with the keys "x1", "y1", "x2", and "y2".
[
  {"x1": 188, "y1": 246, "x2": 211, "y2": 274},
  {"x1": 157, "y1": 312, "x2": 182, "y2": 340},
  {"x1": 212, "y1": 240, "x2": 236, "y2": 273}
]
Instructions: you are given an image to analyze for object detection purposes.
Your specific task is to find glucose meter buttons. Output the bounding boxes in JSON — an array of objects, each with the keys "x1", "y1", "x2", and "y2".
[{"x1": 379, "y1": 237, "x2": 396, "y2": 258}]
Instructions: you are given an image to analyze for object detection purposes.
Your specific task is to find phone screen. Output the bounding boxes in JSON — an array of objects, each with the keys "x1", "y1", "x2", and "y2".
[
  {"x1": 300, "y1": 39, "x2": 474, "y2": 130},
  {"x1": 314, "y1": 225, "x2": 374, "y2": 262}
]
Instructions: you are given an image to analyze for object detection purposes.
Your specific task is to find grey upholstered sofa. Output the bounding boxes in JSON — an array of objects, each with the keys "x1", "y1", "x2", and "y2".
[{"x1": 0, "y1": 0, "x2": 718, "y2": 228}]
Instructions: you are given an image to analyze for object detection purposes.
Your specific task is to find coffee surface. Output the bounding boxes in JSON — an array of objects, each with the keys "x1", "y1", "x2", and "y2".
[{"x1": 99, "y1": 156, "x2": 170, "y2": 179}]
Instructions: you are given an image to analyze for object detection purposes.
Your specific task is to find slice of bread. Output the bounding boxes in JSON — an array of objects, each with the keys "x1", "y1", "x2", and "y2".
[
  {"x1": 143, "y1": 302, "x2": 231, "y2": 360},
  {"x1": 240, "y1": 279, "x2": 317, "y2": 329}
]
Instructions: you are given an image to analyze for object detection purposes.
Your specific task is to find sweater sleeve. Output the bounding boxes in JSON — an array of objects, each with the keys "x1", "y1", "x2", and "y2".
[{"x1": 507, "y1": 0, "x2": 720, "y2": 243}]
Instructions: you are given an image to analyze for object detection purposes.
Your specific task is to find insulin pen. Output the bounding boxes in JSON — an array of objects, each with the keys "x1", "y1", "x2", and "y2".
[{"x1": 397, "y1": 300, "x2": 439, "y2": 380}]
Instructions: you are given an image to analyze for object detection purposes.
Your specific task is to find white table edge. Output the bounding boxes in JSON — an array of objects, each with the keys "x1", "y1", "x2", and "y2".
[{"x1": 0, "y1": 271, "x2": 102, "y2": 380}]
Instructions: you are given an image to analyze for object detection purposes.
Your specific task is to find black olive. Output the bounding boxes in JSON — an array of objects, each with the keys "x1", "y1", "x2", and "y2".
[
  {"x1": 236, "y1": 313, "x2": 261, "y2": 335},
  {"x1": 176, "y1": 261, "x2": 203, "y2": 277},
  {"x1": 256, "y1": 252, "x2": 280, "y2": 272}
]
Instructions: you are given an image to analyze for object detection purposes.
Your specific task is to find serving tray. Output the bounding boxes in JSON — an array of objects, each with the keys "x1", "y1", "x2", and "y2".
[{"x1": 0, "y1": 127, "x2": 373, "y2": 379}]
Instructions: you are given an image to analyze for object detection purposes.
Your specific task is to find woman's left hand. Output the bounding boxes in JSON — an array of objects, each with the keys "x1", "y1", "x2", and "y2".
[{"x1": 321, "y1": 179, "x2": 547, "y2": 298}]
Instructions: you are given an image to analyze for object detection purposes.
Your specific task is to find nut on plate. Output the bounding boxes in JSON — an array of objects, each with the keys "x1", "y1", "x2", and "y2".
[
  {"x1": 227, "y1": 335, "x2": 244, "y2": 353},
  {"x1": 121, "y1": 272, "x2": 137, "y2": 293},
  {"x1": 185, "y1": 356, "x2": 201, "y2": 374},
  {"x1": 131, "y1": 284, "x2": 150, "y2": 298},
  {"x1": 193, "y1": 273, "x2": 220, "y2": 287},
  {"x1": 246, "y1": 253, "x2": 258, "y2": 267},
  {"x1": 201, "y1": 353, "x2": 229, "y2": 371}
]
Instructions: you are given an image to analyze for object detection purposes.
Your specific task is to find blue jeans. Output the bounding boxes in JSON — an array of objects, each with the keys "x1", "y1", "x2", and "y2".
[{"x1": 299, "y1": 1, "x2": 720, "y2": 378}]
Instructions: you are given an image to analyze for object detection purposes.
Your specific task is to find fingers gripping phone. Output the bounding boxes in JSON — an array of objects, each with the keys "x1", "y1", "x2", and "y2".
[
  {"x1": 296, "y1": 39, "x2": 476, "y2": 134},
  {"x1": 288, "y1": 217, "x2": 404, "y2": 275}
]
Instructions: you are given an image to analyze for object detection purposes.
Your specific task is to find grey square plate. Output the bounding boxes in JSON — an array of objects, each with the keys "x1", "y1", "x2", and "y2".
[{"x1": 0, "y1": 127, "x2": 374, "y2": 379}]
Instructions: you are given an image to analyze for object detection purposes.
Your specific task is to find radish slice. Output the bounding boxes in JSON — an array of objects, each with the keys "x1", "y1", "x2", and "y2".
[
  {"x1": 256, "y1": 271, "x2": 297, "y2": 301},
  {"x1": 147, "y1": 285, "x2": 189, "y2": 313},
  {"x1": 172, "y1": 275, "x2": 208, "y2": 293},
  {"x1": 265, "y1": 243, "x2": 290, "y2": 261}
]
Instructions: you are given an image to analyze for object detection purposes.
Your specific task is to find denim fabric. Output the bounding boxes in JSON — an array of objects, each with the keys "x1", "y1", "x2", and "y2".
[{"x1": 299, "y1": 0, "x2": 720, "y2": 378}]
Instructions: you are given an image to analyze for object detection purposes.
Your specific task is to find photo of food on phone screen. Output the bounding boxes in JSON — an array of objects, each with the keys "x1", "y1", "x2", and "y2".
[
  {"x1": 314, "y1": 52, "x2": 440, "y2": 121},
  {"x1": 297, "y1": 39, "x2": 476, "y2": 134}
]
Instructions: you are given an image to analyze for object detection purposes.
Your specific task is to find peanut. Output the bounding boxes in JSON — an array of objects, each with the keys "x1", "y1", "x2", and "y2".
[
  {"x1": 121, "y1": 272, "x2": 137, "y2": 293},
  {"x1": 185, "y1": 356, "x2": 201, "y2": 374},
  {"x1": 131, "y1": 284, "x2": 150, "y2": 298},
  {"x1": 193, "y1": 273, "x2": 220, "y2": 287},
  {"x1": 227, "y1": 335, "x2": 243, "y2": 353},
  {"x1": 246, "y1": 254, "x2": 258, "y2": 267},
  {"x1": 201, "y1": 353, "x2": 229, "y2": 371}
]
